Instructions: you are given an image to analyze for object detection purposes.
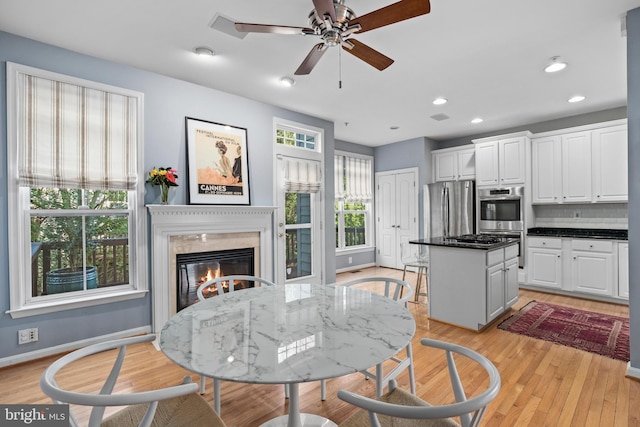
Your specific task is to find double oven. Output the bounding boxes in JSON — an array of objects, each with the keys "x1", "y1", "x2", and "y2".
[{"x1": 477, "y1": 186, "x2": 525, "y2": 267}]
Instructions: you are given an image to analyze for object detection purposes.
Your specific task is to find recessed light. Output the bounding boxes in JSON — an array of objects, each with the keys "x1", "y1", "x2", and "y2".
[
  {"x1": 433, "y1": 97, "x2": 448, "y2": 105},
  {"x1": 194, "y1": 46, "x2": 215, "y2": 57},
  {"x1": 471, "y1": 118, "x2": 483, "y2": 124},
  {"x1": 544, "y1": 56, "x2": 567, "y2": 73},
  {"x1": 568, "y1": 95, "x2": 586, "y2": 103},
  {"x1": 280, "y1": 76, "x2": 295, "y2": 87}
]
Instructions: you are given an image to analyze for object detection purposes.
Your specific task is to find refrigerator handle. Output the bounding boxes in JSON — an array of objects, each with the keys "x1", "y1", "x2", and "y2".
[{"x1": 442, "y1": 186, "x2": 449, "y2": 237}]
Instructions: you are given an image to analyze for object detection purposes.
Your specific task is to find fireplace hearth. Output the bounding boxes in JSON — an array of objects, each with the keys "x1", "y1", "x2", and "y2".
[{"x1": 176, "y1": 248, "x2": 255, "y2": 311}]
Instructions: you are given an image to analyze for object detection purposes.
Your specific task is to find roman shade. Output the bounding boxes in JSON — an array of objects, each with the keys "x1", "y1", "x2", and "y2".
[
  {"x1": 284, "y1": 158, "x2": 321, "y2": 193},
  {"x1": 16, "y1": 70, "x2": 139, "y2": 190},
  {"x1": 335, "y1": 154, "x2": 372, "y2": 203}
]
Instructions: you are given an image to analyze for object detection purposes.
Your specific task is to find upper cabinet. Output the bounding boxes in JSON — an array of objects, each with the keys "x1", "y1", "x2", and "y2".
[
  {"x1": 531, "y1": 120, "x2": 627, "y2": 204},
  {"x1": 432, "y1": 145, "x2": 475, "y2": 182},
  {"x1": 473, "y1": 132, "x2": 530, "y2": 187},
  {"x1": 592, "y1": 124, "x2": 628, "y2": 202}
]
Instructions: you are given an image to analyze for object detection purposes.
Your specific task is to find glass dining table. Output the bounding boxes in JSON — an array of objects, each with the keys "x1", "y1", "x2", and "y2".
[{"x1": 159, "y1": 282, "x2": 416, "y2": 427}]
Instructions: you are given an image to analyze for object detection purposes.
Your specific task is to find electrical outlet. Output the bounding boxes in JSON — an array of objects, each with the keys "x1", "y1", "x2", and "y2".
[
  {"x1": 574, "y1": 211, "x2": 581, "y2": 218},
  {"x1": 348, "y1": 256, "x2": 353, "y2": 264},
  {"x1": 18, "y1": 328, "x2": 38, "y2": 345}
]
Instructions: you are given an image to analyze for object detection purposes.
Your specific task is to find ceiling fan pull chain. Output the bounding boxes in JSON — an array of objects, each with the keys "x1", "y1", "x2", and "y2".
[{"x1": 339, "y1": 44, "x2": 342, "y2": 89}]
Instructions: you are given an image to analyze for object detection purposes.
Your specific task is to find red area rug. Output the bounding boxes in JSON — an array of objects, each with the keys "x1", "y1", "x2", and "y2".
[{"x1": 497, "y1": 301, "x2": 630, "y2": 361}]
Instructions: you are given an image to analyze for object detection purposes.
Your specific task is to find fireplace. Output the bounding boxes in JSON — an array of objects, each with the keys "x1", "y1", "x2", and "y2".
[
  {"x1": 148, "y1": 205, "x2": 276, "y2": 333},
  {"x1": 176, "y1": 247, "x2": 255, "y2": 311}
]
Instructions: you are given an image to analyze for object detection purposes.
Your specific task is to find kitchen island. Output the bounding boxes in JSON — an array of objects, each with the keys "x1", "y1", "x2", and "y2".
[{"x1": 411, "y1": 236, "x2": 519, "y2": 331}]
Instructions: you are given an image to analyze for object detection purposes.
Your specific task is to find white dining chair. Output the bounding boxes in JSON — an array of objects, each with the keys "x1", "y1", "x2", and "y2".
[
  {"x1": 401, "y1": 242, "x2": 429, "y2": 302},
  {"x1": 320, "y1": 277, "x2": 415, "y2": 401},
  {"x1": 337, "y1": 338, "x2": 501, "y2": 427},
  {"x1": 40, "y1": 334, "x2": 227, "y2": 427},
  {"x1": 196, "y1": 274, "x2": 275, "y2": 414}
]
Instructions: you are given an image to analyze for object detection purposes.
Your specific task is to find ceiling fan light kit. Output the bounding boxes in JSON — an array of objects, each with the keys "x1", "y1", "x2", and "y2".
[{"x1": 234, "y1": 0, "x2": 431, "y2": 76}]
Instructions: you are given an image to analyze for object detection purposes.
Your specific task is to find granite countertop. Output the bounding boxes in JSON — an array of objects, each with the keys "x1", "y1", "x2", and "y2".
[
  {"x1": 410, "y1": 237, "x2": 520, "y2": 250},
  {"x1": 527, "y1": 227, "x2": 628, "y2": 240}
]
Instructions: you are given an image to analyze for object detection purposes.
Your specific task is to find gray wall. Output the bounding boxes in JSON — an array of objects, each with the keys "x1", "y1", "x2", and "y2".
[
  {"x1": 0, "y1": 31, "x2": 335, "y2": 361},
  {"x1": 626, "y1": 7, "x2": 640, "y2": 372}
]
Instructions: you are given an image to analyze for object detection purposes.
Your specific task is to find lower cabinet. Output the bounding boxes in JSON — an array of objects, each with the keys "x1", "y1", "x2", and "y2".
[
  {"x1": 527, "y1": 237, "x2": 562, "y2": 289},
  {"x1": 428, "y1": 243, "x2": 519, "y2": 330},
  {"x1": 487, "y1": 252, "x2": 519, "y2": 323},
  {"x1": 618, "y1": 242, "x2": 629, "y2": 299},
  {"x1": 526, "y1": 236, "x2": 625, "y2": 301},
  {"x1": 570, "y1": 240, "x2": 614, "y2": 296}
]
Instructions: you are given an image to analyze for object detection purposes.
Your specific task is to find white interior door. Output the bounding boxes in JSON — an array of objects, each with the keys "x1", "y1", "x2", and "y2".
[
  {"x1": 275, "y1": 156, "x2": 323, "y2": 285},
  {"x1": 376, "y1": 169, "x2": 418, "y2": 269}
]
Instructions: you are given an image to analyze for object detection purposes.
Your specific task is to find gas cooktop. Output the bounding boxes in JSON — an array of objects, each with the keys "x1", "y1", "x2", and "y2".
[{"x1": 452, "y1": 234, "x2": 505, "y2": 244}]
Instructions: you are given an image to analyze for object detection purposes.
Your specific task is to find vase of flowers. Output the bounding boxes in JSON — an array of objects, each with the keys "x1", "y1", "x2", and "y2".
[{"x1": 146, "y1": 166, "x2": 178, "y2": 204}]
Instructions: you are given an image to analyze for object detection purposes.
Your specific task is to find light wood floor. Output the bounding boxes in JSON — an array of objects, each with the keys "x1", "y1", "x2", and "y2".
[{"x1": 1, "y1": 266, "x2": 639, "y2": 426}]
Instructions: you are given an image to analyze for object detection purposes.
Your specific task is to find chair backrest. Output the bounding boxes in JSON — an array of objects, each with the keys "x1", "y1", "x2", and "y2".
[
  {"x1": 337, "y1": 338, "x2": 501, "y2": 427},
  {"x1": 400, "y1": 242, "x2": 428, "y2": 265},
  {"x1": 340, "y1": 276, "x2": 414, "y2": 306},
  {"x1": 39, "y1": 335, "x2": 206, "y2": 427},
  {"x1": 196, "y1": 274, "x2": 275, "y2": 301}
]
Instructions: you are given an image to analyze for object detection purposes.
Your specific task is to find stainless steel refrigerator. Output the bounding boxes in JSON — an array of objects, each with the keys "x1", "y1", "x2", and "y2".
[{"x1": 424, "y1": 180, "x2": 475, "y2": 239}]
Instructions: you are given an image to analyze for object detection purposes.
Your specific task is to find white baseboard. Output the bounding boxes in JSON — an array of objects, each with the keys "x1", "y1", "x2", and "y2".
[
  {"x1": 627, "y1": 362, "x2": 640, "y2": 380},
  {"x1": 0, "y1": 326, "x2": 151, "y2": 368},
  {"x1": 336, "y1": 262, "x2": 376, "y2": 274}
]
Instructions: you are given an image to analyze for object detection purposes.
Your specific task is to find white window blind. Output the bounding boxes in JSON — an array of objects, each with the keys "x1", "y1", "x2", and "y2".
[
  {"x1": 284, "y1": 158, "x2": 321, "y2": 193},
  {"x1": 17, "y1": 72, "x2": 139, "y2": 190},
  {"x1": 335, "y1": 154, "x2": 372, "y2": 202}
]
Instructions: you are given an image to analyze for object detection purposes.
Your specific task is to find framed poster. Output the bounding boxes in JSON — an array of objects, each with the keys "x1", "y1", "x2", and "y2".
[{"x1": 185, "y1": 117, "x2": 250, "y2": 205}]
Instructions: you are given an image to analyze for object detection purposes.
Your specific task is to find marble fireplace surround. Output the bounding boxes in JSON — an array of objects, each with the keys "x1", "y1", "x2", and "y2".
[{"x1": 147, "y1": 205, "x2": 276, "y2": 334}]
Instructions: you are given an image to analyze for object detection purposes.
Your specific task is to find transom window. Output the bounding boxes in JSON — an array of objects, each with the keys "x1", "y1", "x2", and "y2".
[
  {"x1": 334, "y1": 152, "x2": 373, "y2": 251},
  {"x1": 276, "y1": 126, "x2": 318, "y2": 151}
]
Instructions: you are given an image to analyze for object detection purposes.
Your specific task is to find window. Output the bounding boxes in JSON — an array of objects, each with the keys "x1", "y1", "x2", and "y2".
[
  {"x1": 6, "y1": 62, "x2": 147, "y2": 318},
  {"x1": 276, "y1": 125, "x2": 318, "y2": 151},
  {"x1": 334, "y1": 152, "x2": 373, "y2": 251}
]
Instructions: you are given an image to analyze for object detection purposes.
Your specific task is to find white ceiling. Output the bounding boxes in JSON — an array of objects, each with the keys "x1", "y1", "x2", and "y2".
[{"x1": 1, "y1": 0, "x2": 638, "y2": 146}]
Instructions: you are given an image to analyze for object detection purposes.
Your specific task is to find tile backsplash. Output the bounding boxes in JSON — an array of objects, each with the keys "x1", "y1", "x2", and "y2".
[{"x1": 533, "y1": 204, "x2": 628, "y2": 229}]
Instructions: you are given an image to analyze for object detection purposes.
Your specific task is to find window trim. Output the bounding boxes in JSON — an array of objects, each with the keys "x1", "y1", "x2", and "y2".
[
  {"x1": 335, "y1": 150, "x2": 374, "y2": 253},
  {"x1": 6, "y1": 62, "x2": 148, "y2": 319}
]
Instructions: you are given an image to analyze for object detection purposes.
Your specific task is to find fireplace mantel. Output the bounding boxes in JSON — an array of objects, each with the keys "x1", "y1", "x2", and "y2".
[{"x1": 148, "y1": 204, "x2": 276, "y2": 333}]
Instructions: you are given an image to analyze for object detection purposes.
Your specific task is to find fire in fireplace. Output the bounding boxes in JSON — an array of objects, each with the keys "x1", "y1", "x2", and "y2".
[{"x1": 176, "y1": 248, "x2": 255, "y2": 312}]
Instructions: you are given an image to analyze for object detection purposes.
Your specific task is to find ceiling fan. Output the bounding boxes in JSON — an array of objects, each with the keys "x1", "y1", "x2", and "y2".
[{"x1": 234, "y1": 0, "x2": 431, "y2": 75}]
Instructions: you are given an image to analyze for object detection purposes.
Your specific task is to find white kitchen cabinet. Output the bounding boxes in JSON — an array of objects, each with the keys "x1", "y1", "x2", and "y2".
[
  {"x1": 562, "y1": 131, "x2": 592, "y2": 203},
  {"x1": 486, "y1": 249, "x2": 519, "y2": 323},
  {"x1": 570, "y1": 239, "x2": 614, "y2": 296},
  {"x1": 527, "y1": 237, "x2": 562, "y2": 289},
  {"x1": 531, "y1": 120, "x2": 628, "y2": 204},
  {"x1": 592, "y1": 124, "x2": 628, "y2": 202},
  {"x1": 618, "y1": 242, "x2": 629, "y2": 299},
  {"x1": 531, "y1": 136, "x2": 561, "y2": 203},
  {"x1": 428, "y1": 242, "x2": 519, "y2": 330},
  {"x1": 432, "y1": 145, "x2": 475, "y2": 182},
  {"x1": 473, "y1": 132, "x2": 530, "y2": 187}
]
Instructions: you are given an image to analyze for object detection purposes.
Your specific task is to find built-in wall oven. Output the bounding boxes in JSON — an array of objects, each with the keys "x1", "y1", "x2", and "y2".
[{"x1": 477, "y1": 186, "x2": 525, "y2": 267}]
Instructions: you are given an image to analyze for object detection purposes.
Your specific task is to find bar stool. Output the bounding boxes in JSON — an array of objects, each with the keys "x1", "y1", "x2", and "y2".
[{"x1": 400, "y1": 242, "x2": 428, "y2": 302}]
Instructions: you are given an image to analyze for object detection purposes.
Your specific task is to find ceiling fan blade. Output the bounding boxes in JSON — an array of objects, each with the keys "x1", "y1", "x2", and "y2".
[
  {"x1": 235, "y1": 22, "x2": 314, "y2": 35},
  {"x1": 342, "y1": 39, "x2": 394, "y2": 71},
  {"x1": 295, "y1": 43, "x2": 329, "y2": 75},
  {"x1": 350, "y1": 0, "x2": 431, "y2": 33},
  {"x1": 312, "y1": 0, "x2": 336, "y2": 22}
]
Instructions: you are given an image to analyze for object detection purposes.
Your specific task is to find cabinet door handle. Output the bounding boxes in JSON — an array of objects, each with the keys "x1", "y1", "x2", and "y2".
[{"x1": 557, "y1": 255, "x2": 561, "y2": 258}]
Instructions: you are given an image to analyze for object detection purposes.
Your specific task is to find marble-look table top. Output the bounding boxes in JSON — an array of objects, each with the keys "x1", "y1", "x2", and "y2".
[{"x1": 159, "y1": 283, "x2": 416, "y2": 384}]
